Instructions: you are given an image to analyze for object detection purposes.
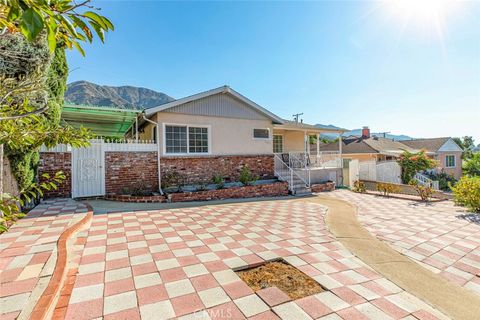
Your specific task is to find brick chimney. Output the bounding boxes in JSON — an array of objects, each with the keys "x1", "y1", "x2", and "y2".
[{"x1": 361, "y1": 126, "x2": 370, "y2": 138}]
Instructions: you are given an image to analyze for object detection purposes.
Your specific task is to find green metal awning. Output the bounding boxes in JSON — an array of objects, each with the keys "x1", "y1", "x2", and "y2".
[{"x1": 61, "y1": 104, "x2": 141, "y2": 137}]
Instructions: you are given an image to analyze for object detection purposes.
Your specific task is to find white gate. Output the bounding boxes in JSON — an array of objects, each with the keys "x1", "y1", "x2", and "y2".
[
  {"x1": 359, "y1": 160, "x2": 376, "y2": 181},
  {"x1": 348, "y1": 159, "x2": 359, "y2": 187},
  {"x1": 71, "y1": 139, "x2": 105, "y2": 198}
]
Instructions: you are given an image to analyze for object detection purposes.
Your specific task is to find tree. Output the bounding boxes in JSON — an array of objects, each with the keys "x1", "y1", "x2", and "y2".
[
  {"x1": 463, "y1": 153, "x2": 480, "y2": 177},
  {"x1": 453, "y1": 136, "x2": 475, "y2": 159},
  {"x1": 0, "y1": 0, "x2": 114, "y2": 55},
  {"x1": 397, "y1": 150, "x2": 437, "y2": 184}
]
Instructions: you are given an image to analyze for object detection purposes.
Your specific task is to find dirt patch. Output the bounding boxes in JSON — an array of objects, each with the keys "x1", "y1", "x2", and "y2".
[{"x1": 236, "y1": 260, "x2": 325, "y2": 300}]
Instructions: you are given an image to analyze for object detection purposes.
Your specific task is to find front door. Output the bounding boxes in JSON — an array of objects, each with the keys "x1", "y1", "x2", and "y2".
[{"x1": 71, "y1": 139, "x2": 105, "y2": 198}]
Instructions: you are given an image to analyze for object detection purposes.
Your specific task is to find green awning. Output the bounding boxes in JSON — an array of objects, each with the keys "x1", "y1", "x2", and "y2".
[{"x1": 61, "y1": 104, "x2": 141, "y2": 137}]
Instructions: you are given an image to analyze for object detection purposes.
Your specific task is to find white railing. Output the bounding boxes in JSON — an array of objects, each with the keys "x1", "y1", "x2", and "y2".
[
  {"x1": 274, "y1": 154, "x2": 310, "y2": 192},
  {"x1": 414, "y1": 172, "x2": 440, "y2": 190},
  {"x1": 288, "y1": 151, "x2": 342, "y2": 169}
]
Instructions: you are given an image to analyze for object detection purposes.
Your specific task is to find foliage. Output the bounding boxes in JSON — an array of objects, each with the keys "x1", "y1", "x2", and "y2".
[
  {"x1": 352, "y1": 180, "x2": 366, "y2": 193},
  {"x1": 425, "y1": 170, "x2": 456, "y2": 191},
  {"x1": 212, "y1": 175, "x2": 225, "y2": 190},
  {"x1": 397, "y1": 150, "x2": 437, "y2": 184},
  {"x1": 463, "y1": 153, "x2": 480, "y2": 177},
  {"x1": 195, "y1": 179, "x2": 209, "y2": 192},
  {"x1": 453, "y1": 136, "x2": 475, "y2": 159},
  {"x1": 376, "y1": 182, "x2": 400, "y2": 196},
  {"x1": 0, "y1": 0, "x2": 114, "y2": 55},
  {"x1": 1, "y1": 171, "x2": 65, "y2": 232},
  {"x1": 239, "y1": 166, "x2": 258, "y2": 186},
  {"x1": 409, "y1": 180, "x2": 434, "y2": 202},
  {"x1": 451, "y1": 176, "x2": 480, "y2": 213},
  {"x1": 161, "y1": 171, "x2": 186, "y2": 192},
  {"x1": 130, "y1": 181, "x2": 151, "y2": 196}
]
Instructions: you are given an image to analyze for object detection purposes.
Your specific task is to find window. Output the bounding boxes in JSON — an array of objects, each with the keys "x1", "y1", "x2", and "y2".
[
  {"x1": 188, "y1": 127, "x2": 208, "y2": 153},
  {"x1": 445, "y1": 155, "x2": 455, "y2": 167},
  {"x1": 273, "y1": 135, "x2": 283, "y2": 153},
  {"x1": 253, "y1": 128, "x2": 269, "y2": 139},
  {"x1": 165, "y1": 125, "x2": 209, "y2": 154}
]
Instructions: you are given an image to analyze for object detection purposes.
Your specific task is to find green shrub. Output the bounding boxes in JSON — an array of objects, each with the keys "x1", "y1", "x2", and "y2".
[
  {"x1": 426, "y1": 170, "x2": 457, "y2": 191},
  {"x1": 376, "y1": 182, "x2": 400, "y2": 196},
  {"x1": 397, "y1": 150, "x2": 437, "y2": 184},
  {"x1": 353, "y1": 180, "x2": 366, "y2": 193},
  {"x1": 162, "y1": 170, "x2": 186, "y2": 192},
  {"x1": 409, "y1": 181, "x2": 434, "y2": 202},
  {"x1": 451, "y1": 176, "x2": 480, "y2": 213},
  {"x1": 239, "y1": 166, "x2": 258, "y2": 186},
  {"x1": 463, "y1": 153, "x2": 480, "y2": 177},
  {"x1": 212, "y1": 175, "x2": 225, "y2": 190}
]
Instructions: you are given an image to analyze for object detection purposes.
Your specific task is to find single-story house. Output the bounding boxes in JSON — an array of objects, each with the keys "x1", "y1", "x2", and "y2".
[{"x1": 319, "y1": 127, "x2": 463, "y2": 179}]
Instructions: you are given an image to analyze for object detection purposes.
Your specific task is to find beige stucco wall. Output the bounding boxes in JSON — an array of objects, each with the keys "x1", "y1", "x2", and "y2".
[
  {"x1": 142, "y1": 112, "x2": 273, "y2": 156},
  {"x1": 273, "y1": 129, "x2": 305, "y2": 153},
  {"x1": 437, "y1": 151, "x2": 463, "y2": 180},
  {"x1": 342, "y1": 153, "x2": 379, "y2": 162}
]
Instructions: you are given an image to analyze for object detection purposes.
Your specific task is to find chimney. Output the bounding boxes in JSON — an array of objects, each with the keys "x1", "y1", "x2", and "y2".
[{"x1": 362, "y1": 126, "x2": 370, "y2": 138}]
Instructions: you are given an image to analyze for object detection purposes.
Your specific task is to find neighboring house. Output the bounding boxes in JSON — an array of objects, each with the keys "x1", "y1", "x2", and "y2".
[
  {"x1": 320, "y1": 127, "x2": 463, "y2": 180},
  {"x1": 127, "y1": 86, "x2": 347, "y2": 192},
  {"x1": 402, "y1": 137, "x2": 463, "y2": 180}
]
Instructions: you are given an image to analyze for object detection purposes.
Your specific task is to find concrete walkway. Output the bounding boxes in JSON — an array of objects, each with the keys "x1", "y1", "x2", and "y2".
[{"x1": 320, "y1": 191, "x2": 480, "y2": 320}]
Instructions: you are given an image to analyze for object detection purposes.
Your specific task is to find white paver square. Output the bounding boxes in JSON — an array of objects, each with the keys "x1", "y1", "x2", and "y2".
[
  {"x1": 70, "y1": 284, "x2": 104, "y2": 304},
  {"x1": 234, "y1": 294, "x2": 269, "y2": 317},
  {"x1": 273, "y1": 301, "x2": 312, "y2": 320},
  {"x1": 315, "y1": 292, "x2": 349, "y2": 311},
  {"x1": 134, "y1": 272, "x2": 162, "y2": 289},
  {"x1": 105, "y1": 267, "x2": 132, "y2": 282},
  {"x1": 156, "y1": 258, "x2": 180, "y2": 271},
  {"x1": 213, "y1": 269, "x2": 240, "y2": 285},
  {"x1": 104, "y1": 291, "x2": 137, "y2": 315},
  {"x1": 183, "y1": 263, "x2": 209, "y2": 277},
  {"x1": 198, "y1": 287, "x2": 230, "y2": 308},
  {"x1": 165, "y1": 279, "x2": 195, "y2": 298},
  {"x1": 140, "y1": 300, "x2": 175, "y2": 320},
  {"x1": 78, "y1": 262, "x2": 105, "y2": 275}
]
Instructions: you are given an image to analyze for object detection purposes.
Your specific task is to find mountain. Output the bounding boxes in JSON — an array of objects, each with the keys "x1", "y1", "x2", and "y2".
[
  {"x1": 65, "y1": 81, "x2": 175, "y2": 109},
  {"x1": 316, "y1": 124, "x2": 413, "y2": 141}
]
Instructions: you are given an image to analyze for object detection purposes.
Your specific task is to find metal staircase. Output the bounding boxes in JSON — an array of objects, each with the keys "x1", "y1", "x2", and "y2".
[{"x1": 274, "y1": 154, "x2": 311, "y2": 195}]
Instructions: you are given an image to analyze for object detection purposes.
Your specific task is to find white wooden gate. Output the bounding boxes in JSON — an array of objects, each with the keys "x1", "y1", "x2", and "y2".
[
  {"x1": 348, "y1": 159, "x2": 359, "y2": 187},
  {"x1": 359, "y1": 160, "x2": 376, "y2": 181},
  {"x1": 71, "y1": 139, "x2": 105, "y2": 198}
]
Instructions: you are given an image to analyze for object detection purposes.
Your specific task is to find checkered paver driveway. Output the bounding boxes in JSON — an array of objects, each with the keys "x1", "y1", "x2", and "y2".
[
  {"x1": 0, "y1": 199, "x2": 89, "y2": 320},
  {"x1": 328, "y1": 190, "x2": 480, "y2": 296},
  {"x1": 62, "y1": 199, "x2": 447, "y2": 320}
]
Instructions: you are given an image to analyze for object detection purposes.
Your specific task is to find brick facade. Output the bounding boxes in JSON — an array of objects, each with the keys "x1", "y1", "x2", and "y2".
[
  {"x1": 311, "y1": 182, "x2": 336, "y2": 193},
  {"x1": 161, "y1": 154, "x2": 274, "y2": 185},
  {"x1": 169, "y1": 182, "x2": 288, "y2": 202},
  {"x1": 38, "y1": 152, "x2": 72, "y2": 198},
  {"x1": 105, "y1": 152, "x2": 159, "y2": 195}
]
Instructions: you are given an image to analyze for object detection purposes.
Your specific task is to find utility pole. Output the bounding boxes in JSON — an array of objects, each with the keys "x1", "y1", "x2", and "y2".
[
  {"x1": 378, "y1": 131, "x2": 391, "y2": 138},
  {"x1": 292, "y1": 113, "x2": 304, "y2": 123}
]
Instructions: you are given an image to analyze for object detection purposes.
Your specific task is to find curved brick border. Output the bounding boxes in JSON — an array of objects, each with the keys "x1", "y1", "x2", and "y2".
[
  {"x1": 310, "y1": 195, "x2": 480, "y2": 320},
  {"x1": 30, "y1": 204, "x2": 94, "y2": 320}
]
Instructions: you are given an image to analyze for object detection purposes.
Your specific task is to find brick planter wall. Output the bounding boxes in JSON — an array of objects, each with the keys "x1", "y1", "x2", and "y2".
[
  {"x1": 311, "y1": 182, "x2": 336, "y2": 193},
  {"x1": 161, "y1": 155, "x2": 274, "y2": 185},
  {"x1": 169, "y1": 182, "x2": 288, "y2": 202},
  {"x1": 38, "y1": 152, "x2": 72, "y2": 198},
  {"x1": 104, "y1": 194, "x2": 166, "y2": 203},
  {"x1": 105, "y1": 152, "x2": 159, "y2": 195}
]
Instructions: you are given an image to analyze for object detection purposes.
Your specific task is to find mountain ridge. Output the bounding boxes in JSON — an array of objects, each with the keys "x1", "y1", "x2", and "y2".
[{"x1": 65, "y1": 80, "x2": 175, "y2": 109}]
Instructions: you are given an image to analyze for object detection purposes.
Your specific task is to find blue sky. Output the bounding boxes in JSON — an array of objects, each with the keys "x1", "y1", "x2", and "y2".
[{"x1": 67, "y1": 1, "x2": 480, "y2": 142}]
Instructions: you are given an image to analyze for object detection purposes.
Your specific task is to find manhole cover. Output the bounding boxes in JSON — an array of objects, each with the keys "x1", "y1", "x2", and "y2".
[{"x1": 235, "y1": 259, "x2": 325, "y2": 300}]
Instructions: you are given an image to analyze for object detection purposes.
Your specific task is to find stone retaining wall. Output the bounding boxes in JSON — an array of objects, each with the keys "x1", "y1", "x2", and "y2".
[
  {"x1": 361, "y1": 180, "x2": 451, "y2": 200},
  {"x1": 311, "y1": 182, "x2": 336, "y2": 193}
]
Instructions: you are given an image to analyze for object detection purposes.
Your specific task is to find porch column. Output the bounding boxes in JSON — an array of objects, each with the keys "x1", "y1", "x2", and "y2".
[
  {"x1": 304, "y1": 131, "x2": 309, "y2": 155},
  {"x1": 339, "y1": 134, "x2": 343, "y2": 167},
  {"x1": 316, "y1": 133, "x2": 320, "y2": 157}
]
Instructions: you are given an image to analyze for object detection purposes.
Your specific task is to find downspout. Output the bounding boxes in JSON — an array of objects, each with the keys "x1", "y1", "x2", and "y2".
[{"x1": 143, "y1": 115, "x2": 164, "y2": 195}]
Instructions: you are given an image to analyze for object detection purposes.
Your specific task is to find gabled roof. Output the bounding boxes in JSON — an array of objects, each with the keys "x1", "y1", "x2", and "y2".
[
  {"x1": 319, "y1": 136, "x2": 418, "y2": 155},
  {"x1": 144, "y1": 86, "x2": 284, "y2": 124},
  {"x1": 401, "y1": 137, "x2": 451, "y2": 152}
]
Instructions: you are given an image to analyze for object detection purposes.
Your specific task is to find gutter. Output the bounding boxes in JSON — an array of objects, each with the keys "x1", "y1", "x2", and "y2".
[{"x1": 143, "y1": 115, "x2": 164, "y2": 195}]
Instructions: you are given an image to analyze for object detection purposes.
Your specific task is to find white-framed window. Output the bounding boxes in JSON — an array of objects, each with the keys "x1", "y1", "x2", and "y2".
[
  {"x1": 253, "y1": 128, "x2": 270, "y2": 139},
  {"x1": 164, "y1": 124, "x2": 210, "y2": 155},
  {"x1": 445, "y1": 155, "x2": 455, "y2": 167},
  {"x1": 273, "y1": 134, "x2": 284, "y2": 153}
]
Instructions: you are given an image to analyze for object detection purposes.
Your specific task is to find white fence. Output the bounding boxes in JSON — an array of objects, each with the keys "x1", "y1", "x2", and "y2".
[
  {"x1": 358, "y1": 160, "x2": 402, "y2": 184},
  {"x1": 40, "y1": 139, "x2": 157, "y2": 153}
]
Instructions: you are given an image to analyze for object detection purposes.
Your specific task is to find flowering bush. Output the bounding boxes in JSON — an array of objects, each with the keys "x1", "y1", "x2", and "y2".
[
  {"x1": 353, "y1": 180, "x2": 366, "y2": 193},
  {"x1": 376, "y1": 182, "x2": 401, "y2": 196},
  {"x1": 451, "y1": 176, "x2": 480, "y2": 213},
  {"x1": 397, "y1": 150, "x2": 437, "y2": 184}
]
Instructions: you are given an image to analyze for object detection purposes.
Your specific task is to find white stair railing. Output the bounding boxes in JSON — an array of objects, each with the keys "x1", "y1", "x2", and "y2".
[
  {"x1": 274, "y1": 154, "x2": 310, "y2": 192},
  {"x1": 287, "y1": 152, "x2": 310, "y2": 187},
  {"x1": 414, "y1": 172, "x2": 440, "y2": 190}
]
